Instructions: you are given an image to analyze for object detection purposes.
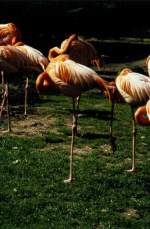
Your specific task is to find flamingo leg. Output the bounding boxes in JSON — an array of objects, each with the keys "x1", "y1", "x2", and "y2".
[
  {"x1": 6, "y1": 82, "x2": 11, "y2": 132},
  {"x1": 0, "y1": 83, "x2": 7, "y2": 118},
  {"x1": 1, "y1": 70, "x2": 4, "y2": 95},
  {"x1": 109, "y1": 100, "x2": 116, "y2": 153},
  {"x1": 0, "y1": 73, "x2": 11, "y2": 132},
  {"x1": 0, "y1": 70, "x2": 5, "y2": 117},
  {"x1": 127, "y1": 107, "x2": 136, "y2": 172},
  {"x1": 64, "y1": 98, "x2": 77, "y2": 183},
  {"x1": 76, "y1": 96, "x2": 80, "y2": 114},
  {"x1": 24, "y1": 77, "x2": 29, "y2": 116},
  {"x1": 74, "y1": 95, "x2": 81, "y2": 135}
]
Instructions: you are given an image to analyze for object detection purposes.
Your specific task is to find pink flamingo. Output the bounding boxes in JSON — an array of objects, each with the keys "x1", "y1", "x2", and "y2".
[
  {"x1": 0, "y1": 44, "x2": 48, "y2": 132},
  {"x1": 116, "y1": 68, "x2": 150, "y2": 172},
  {"x1": 36, "y1": 59, "x2": 112, "y2": 182}
]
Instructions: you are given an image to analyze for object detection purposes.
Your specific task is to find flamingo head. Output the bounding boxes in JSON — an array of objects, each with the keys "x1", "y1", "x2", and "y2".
[
  {"x1": 36, "y1": 71, "x2": 58, "y2": 94},
  {"x1": 118, "y1": 68, "x2": 132, "y2": 76}
]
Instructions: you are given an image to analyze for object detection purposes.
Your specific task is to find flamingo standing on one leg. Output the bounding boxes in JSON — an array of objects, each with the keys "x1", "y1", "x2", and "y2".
[
  {"x1": 0, "y1": 44, "x2": 48, "y2": 132},
  {"x1": 115, "y1": 68, "x2": 150, "y2": 172},
  {"x1": 135, "y1": 99, "x2": 150, "y2": 125},
  {"x1": 48, "y1": 52, "x2": 116, "y2": 146},
  {"x1": 36, "y1": 59, "x2": 112, "y2": 182}
]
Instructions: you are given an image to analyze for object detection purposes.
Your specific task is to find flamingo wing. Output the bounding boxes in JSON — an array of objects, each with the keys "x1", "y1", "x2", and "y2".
[
  {"x1": 116, "y1": 71, "x2": 150, "y2": 104},
  {"x1": 16, "y1": 44, "x2": 48, "y2": 71},
  {"x1": 0, "y1": 45, "x2": 47, "y2": 73},
  {"x1": 43, "y1": 60, "x2": 107, "y2": 97}
]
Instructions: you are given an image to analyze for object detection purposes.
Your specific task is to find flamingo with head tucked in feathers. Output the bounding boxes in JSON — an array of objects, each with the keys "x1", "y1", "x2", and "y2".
[
  {"x1": 115, "y1": 68, "x2": 150, "y2": 172},
  {"x1": 48, "y1": 34, "x2": 102, "y2": 70},
  {"x1": 0, "y1": 22, "x2": 21, "y2": 45},
  {"x1": 0, "y1": 44, "x2": 48, "y2": 132},
  {"x1": 36, "y1": 59, "x2": 112, "y2": 182}
]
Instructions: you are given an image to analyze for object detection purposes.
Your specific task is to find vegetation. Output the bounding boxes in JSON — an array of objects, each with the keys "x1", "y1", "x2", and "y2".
[{"x1": 0, "y1": 87, "x2": 149, "y2": 228}]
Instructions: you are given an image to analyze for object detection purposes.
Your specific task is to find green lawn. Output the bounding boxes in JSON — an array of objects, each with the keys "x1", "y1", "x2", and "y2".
[{"x1": 0, "y1": 90, "x2": 150, "y2": 229}]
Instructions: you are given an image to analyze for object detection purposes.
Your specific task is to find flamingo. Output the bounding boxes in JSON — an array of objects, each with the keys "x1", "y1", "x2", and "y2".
[
  {"x1": 115, "y1": 68, "x2": 150, "y2": 172},
  {"x1": 135, "y1": 99, "x2": 150, "y2": 125},
  {"x1": 48, "y1": 34, "x2": 102, "y2": 70},
  {"x1": 36, "y1": 59, "x2": 112, "y2": 182},
  {"x1": 0, "y1": 44, "x2": 48, "y2": 132},
  {"x1": 0, "y1": 23, "x2": 21, "y2": 45}
]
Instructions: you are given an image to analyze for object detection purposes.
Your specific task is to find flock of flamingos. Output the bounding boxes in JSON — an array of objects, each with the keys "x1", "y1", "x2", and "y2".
[{"x1": 0, "y1": 22, "x2": 150, "y2": 182}]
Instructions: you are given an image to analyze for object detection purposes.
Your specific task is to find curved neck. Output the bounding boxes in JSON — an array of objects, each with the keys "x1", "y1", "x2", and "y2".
[
  {"x1": 48, "y1": 34, "x2": 78, "y2": 61},
  {"x1": 135, "y1": 105, "x2": 150, "y2": 125}
]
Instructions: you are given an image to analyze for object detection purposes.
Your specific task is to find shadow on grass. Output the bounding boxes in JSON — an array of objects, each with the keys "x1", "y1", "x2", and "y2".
[
  {"x1": 76, "y1": 109, "x2": 115, "y2": 121},
  {"x1": 80, "y1": 132, "x2": 117, "y2": 152},
  {"x1": 80, "y1": 132, "x2": 109, "y2": 140}
]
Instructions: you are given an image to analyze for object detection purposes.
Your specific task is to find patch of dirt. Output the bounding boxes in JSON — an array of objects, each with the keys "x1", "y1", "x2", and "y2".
[
  {"x1": 121, "y1": 208, "x2": 140, "y2": 219},
  {"x1": 6, "y1": 114, "x2": 58, "y2": 137},
  {"x1": 100, "y1": 144, "x2": 112, "y2": 154},
  {"x1": 74, "y1": 145, "x2": 93, "y2": 158}
]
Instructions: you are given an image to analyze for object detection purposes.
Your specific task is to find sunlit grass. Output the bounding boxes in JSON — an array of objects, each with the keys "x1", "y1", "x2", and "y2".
[{"x1": 0, "y1": 90, "x2": 149, "y2": 228}]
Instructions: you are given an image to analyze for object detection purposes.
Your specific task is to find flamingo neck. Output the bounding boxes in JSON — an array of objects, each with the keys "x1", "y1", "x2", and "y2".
[{"x1": 135, "y1": 105, "x2": 150, "y2": 125}]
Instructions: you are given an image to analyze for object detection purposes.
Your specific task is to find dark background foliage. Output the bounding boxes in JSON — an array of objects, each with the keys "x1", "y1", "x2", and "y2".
[{"x1": 0, "y1": 0, "x2": 150, "y2": 56}]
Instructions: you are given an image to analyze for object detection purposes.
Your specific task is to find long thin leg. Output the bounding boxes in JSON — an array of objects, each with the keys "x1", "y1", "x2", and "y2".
[
  {"x1": 76, "y1": 96, "x2": 80, "y2": 113},
  {"x1": 0, "y1": 84, "x2": 7, "y2": 118},
  {"x1": 1, "y1": 70, "x2": 4, "y2": 95},
  {"x1": 109, "y1": 101, "x2": 114, "y2": 138},
  {"x1": 0, "y1": 73, "x2": 11, "y2": 132},
  {"x1": 1, "y1": 81, "x2": 11, "y2": 133},
  {"x1": 64, "y1": 98, "x2": 77, "y2": 183},
  {"x1": 127, "y1": 107, "x2": 136, "y2": 172},
  {"x1": 74, "y1": 95, "x2": 80, "y2": 135},
  {"x1": 6, "y1": 82, "x2": 11, "y2": 132},
  {"x1": 0, "y1": 70, "x2": 5, "y2": 117},
  {"x1": 109, "y1": 100, "x2": 116, "y2": 152},
  {"x1": 24, "y1": 77, "x2": 28, "y2": 116}
]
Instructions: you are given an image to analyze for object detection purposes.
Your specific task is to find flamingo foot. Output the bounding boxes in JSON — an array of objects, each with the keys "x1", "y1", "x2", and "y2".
[
  {"x1": 126, "y1": 168, "x2": 136, "y2": 173},
  {"x1": 1, "y1": 129, "x2": 11, "y2": 133},
  {"x1": 64, "y1": 177, "x2": 74, "y2": 183}
]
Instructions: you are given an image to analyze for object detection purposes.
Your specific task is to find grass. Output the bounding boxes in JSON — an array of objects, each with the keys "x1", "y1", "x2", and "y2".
[{"x1": 0, "y1": 89, "x2": 150, "y2": 229}]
